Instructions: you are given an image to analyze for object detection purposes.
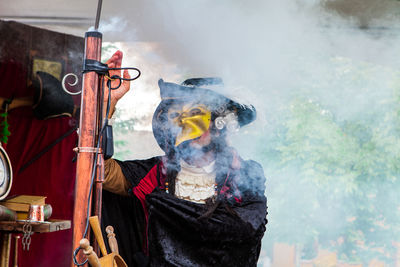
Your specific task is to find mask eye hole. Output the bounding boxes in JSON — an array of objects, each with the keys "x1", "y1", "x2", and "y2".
[
  {"x1": 169, "y1": 112, "x2": 180, "y2": 119},
  {"x1": 189, "y1": 108, "x2": 202, "y2": 116}
]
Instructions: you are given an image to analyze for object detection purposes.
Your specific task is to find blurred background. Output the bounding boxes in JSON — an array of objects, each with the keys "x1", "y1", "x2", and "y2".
[{"x1": 2, "y1": 0, "x2": 400, "y2": 266}]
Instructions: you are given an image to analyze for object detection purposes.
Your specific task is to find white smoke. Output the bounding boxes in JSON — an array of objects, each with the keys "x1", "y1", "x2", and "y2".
[
  {"x1": 105, "y1": 0, "x2": 400, "y2": 128},
  {"x1": 103, "y1": 0, "x2": 400, "y2": 264}
]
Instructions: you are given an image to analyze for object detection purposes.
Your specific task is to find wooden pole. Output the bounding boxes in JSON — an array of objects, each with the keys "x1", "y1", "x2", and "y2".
[
  {"x1": 13, "y1": 235, "x2": 19, "y2": 267},
  {"x1": 71, "y1": 31, "x2": 103, "y2": 265},
  {"x1": 0, "y1": 233, "x2": 11, "y2": 267}
]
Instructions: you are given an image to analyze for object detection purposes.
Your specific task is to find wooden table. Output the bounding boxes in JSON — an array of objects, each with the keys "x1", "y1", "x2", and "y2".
[
  {"x1": 0, "y1": 219, "x2": 70, "y2": 233},
  {"x1": 0, "y1": 219, "x2": 71, "y2": 267}
]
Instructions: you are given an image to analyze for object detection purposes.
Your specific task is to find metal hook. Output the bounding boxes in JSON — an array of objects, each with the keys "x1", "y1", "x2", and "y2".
[{"x1": 62, "y1": 73, "x2": 81, "y2": 95}]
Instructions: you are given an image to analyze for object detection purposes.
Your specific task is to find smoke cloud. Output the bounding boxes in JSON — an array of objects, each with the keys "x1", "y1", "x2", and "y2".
[
  {"x1": 106, "y1": 0, "x2": 400, "y2": 124},
  {"x1": 104, "y1": 0, "x2": 400, "y2": 264}
]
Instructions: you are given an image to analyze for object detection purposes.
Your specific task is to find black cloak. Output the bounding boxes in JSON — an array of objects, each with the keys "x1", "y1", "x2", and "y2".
[{"x1": 101, "y1": 156, "x2": 267, "y2": 267}]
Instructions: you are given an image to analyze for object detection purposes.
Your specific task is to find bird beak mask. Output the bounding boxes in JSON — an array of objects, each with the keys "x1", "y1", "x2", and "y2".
[{"x1": 168, "y1": 104, "x2": 211, "y2": 146}]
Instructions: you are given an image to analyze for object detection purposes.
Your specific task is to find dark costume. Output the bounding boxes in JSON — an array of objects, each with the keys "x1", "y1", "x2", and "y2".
[{"x1": 101, "y1": 78, "x2": 268, "y2": 267}]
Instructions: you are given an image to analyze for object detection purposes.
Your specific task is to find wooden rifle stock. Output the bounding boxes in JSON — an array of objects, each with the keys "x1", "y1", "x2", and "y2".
[{"x1": 71, "y1": 31, "x2": 104, "y2": 266}]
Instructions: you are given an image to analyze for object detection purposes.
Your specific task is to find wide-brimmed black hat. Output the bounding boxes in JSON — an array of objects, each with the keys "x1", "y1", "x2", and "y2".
[{"x1": 152, "y1": 77, "x2": 256, "y2": 152}]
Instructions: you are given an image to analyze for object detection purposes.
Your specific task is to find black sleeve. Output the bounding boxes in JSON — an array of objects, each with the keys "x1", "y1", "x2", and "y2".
[
  {"x1": 115, "y1": 156, "x2": 161, "y2": 187},
  {"x1": 101, "y1": 157, "x2": 161, "y2": 267}
]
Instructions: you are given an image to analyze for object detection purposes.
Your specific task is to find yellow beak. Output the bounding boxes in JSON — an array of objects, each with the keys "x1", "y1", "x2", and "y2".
[{"x1": 170, "y1": 105, "x2": 211, "y2": 146}]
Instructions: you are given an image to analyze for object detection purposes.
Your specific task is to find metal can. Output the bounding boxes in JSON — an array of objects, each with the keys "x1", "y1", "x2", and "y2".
[{"x1": 28, "y1": 205, "x2": 44, "y2": 222}]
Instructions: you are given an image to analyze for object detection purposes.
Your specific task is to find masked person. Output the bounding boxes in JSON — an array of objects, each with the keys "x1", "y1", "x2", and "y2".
[{"x1": 101, "y1": 51, "x2": 267, "y2": 267}]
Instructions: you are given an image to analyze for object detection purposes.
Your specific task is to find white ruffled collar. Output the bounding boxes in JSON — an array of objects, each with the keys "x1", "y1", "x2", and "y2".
[{"x1": 175, "y1": 160, "x2": 217, "y2": 203}]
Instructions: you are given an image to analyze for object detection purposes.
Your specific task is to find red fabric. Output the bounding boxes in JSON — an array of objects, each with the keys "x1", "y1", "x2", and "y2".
[
  {"x1": 0, "y1": 60, "x2": 31, "y2": 99},
  {"x1": 133, "y1": 164, "x2": 159, "y2": 218},
  {"x1": 132, "y1": 164, "x2": 159, "y2": 254},
  {"x1": 5, "y1": 107, "x2": 77, "y2": 266}
]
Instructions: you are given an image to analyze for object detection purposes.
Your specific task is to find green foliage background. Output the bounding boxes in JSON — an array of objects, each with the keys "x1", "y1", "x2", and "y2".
[{"x1": 253, "y1": 56, "x2": 400, "y2": 264}]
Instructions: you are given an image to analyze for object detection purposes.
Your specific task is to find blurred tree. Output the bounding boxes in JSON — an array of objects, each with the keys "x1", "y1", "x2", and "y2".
[
  {"x1": 112, "y1": 108, "x2": 136, "y2": 160},
  {"x1": 258, "y1": 57, "x2": 400, "y2": 264}
]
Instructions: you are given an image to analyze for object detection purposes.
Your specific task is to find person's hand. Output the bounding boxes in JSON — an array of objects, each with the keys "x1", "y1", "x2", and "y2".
[{"x1": 104, "y1": 50, "x2": 131, "y2": 118}]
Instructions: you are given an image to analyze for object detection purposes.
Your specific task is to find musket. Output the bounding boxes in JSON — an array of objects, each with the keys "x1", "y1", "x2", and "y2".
[
  {"x1": 66, "y1": 2, "x2": 140, "y2": 265},
  {"x1": 70, "y1": 0, "x2": 105, "y2": 265}
]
